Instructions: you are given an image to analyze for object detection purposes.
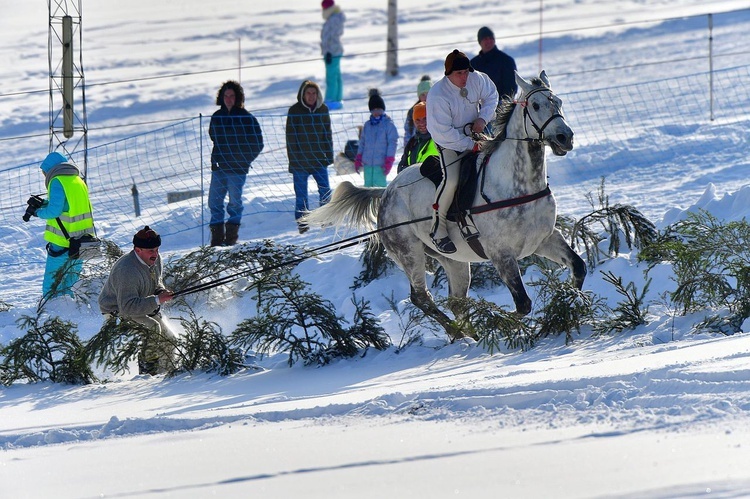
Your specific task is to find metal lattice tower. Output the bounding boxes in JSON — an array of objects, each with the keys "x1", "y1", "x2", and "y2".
[{"x1": 48, "y1": 0, "x2": 88, "y2": 177}]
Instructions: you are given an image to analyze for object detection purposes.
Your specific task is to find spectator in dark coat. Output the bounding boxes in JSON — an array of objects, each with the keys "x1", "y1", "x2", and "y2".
[
  {"x1": 470, "y1": 26, "x2": 518, "y2": 100},
  {"x1": 208, "y1": 80, "x2": 264, "y2": 246},
  {"x1": 285, "y1": 80, "x2": 333, "y2": 233}
]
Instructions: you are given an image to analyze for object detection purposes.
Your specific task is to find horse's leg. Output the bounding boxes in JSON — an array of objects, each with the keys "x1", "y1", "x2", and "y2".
[
  {"x1": 407, "y1": 267, "x2": 465, "y2": 342},
  {"x1": 487, "y1": 251, "x2": 532, "y2": 316},
  {"x1": 383, "y1": 235, "x2": 464, "y2": 341},
  {"x1": 409, "y1": 283, "x2": 464, "y2": 341},
  {"x1": 432, "y1": 256, "x2": 477, "y2": 340},
  {"x1": 534, "y1": 229, "x2": 587, "y2": 289}
]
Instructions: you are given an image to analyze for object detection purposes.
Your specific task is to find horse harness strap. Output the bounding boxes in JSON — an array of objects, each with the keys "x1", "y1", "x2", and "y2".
[
  {"x1": 470, "y1": 184, "x2": 552, "y2": 216},
  {"x1": 457, "y1": 184, "x2": 552, "y2": 259}
]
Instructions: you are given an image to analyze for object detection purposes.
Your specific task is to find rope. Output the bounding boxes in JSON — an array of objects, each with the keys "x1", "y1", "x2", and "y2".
[{"x1": 171, "y1": 216, "x2": 430, "y2": 298}]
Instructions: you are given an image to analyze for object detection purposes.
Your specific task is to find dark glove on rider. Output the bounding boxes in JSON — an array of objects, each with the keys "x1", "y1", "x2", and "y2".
[{"x1": 325, "y1": 52, "x2": 332, "y2": 65}]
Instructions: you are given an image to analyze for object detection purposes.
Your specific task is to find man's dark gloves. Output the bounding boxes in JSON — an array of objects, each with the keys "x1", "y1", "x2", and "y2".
[{"x1": 325, "y1": 52, "x2": 332, "y2": 64}]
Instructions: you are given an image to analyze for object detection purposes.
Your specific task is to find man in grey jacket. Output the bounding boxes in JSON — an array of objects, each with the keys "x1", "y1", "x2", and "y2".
[{"x1": 98, "y1": 226, "x2": 175, "y2": 374}]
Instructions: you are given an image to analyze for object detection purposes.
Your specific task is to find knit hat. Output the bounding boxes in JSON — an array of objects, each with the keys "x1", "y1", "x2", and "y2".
[
  {"x1": 321, "y1": 0, "x2": 334, "y2": 9},
  {"x1": 477, "y1": 26, "x2": 495, "y2": 43},
  {"x1": 416, "y1": 75, "x2": 432, "y2": 98},
  {"x1": 412, "y1": 102, "x2": 426, "y2": 121},
  {"x1": 368, "y1": 89, "x2": 385, "y2": 111},
  {"x1": 133, "y1": 226, "x2": 162, "y2": 249},
  {"x1": 444, "y1": 49, "x2": 474, "y2": 76}
]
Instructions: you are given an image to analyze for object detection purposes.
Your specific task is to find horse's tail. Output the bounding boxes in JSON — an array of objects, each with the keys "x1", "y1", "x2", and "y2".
[{"x1": 303, "y1": 181, "x2": 385, "y2": 233}]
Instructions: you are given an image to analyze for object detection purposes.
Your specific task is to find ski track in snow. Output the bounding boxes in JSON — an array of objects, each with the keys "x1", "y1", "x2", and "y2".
[{"x1": 4, "y1": 334, "x2": 750, "y2": 450}]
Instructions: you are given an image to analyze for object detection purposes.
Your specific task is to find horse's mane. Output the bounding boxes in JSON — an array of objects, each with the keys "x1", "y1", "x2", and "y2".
[{"x1": 484, "y1": 77, "x2": 547, "y2": 155}]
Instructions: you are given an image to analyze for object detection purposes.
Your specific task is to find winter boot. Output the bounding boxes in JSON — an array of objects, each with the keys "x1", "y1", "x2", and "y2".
[
  {"x1": 209, "y1": 224, "x2": 224, "y2": 247},
  {"x1": 225, "y1": 223, "x2": 240, "y2": 245}
]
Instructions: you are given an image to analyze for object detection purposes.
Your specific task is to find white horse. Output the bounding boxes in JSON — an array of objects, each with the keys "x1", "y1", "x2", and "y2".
[{"x1": 307, "y1": 71, "x2": 586, "y2": 340}]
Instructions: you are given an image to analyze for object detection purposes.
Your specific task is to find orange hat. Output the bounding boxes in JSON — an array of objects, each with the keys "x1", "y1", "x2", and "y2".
[{"x1": 412, "y1": 102, "x2": 426, "y2": 121}]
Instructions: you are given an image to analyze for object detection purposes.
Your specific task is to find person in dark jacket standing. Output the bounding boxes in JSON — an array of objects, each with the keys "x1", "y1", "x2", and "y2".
[
  {"x1": 208, "y1": 80, "x2": 264, "y2": 246},
  {"x1": 470, "y1": 26, "x2": 518, "y2": 100},
  {"x1": 285, "y1": 80, "x2": 333, "y2": 234}
]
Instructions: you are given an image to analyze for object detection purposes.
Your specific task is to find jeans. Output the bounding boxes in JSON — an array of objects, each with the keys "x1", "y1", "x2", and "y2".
[
  {"x1": 324, "y1": 55, "x2": 343, "y2": 103},
  {"x1": 293, "y1": 169, "x2": 332, "y2": 220},
  {"x1": 209, "y1": 169, "x2": 247, "y2": 225}
]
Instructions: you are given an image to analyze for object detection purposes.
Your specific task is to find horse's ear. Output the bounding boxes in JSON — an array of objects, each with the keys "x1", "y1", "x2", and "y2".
[
  {"x1": 539, "y1": 70, "x2": 550, "y2": 87},
  {"x1": 515, "y1": 71, "x2": 533, "y2": 94}
]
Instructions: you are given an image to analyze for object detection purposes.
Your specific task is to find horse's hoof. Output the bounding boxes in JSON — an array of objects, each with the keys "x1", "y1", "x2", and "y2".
[{"x1": 432, "y1": 236, "x2": 456, "y2": 254}]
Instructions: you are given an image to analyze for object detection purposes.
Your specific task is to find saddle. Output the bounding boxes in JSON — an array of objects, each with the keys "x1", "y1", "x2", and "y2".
[{"x1": 420, "y1": 153, "x2": 488, "y2": 257}]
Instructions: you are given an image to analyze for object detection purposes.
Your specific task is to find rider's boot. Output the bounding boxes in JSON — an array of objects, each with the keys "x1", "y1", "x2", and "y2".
[{"x1": 430, "y1": 209, "x2": 456, "y2": 254}]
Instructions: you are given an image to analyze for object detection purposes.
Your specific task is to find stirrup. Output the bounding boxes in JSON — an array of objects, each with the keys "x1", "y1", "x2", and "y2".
[{"x1": 432, "y1": 236, "x2": 457, "y2": 254}]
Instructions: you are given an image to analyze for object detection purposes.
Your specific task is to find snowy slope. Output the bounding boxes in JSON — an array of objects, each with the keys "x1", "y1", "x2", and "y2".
[{"x1": 2, "y1": 1, "x2": 750, "y2": 498}]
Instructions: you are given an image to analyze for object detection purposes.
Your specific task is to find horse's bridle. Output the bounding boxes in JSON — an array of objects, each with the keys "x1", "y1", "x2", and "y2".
[{"x1": 514, "y1": 87, "x2": 565, "y2": 142}]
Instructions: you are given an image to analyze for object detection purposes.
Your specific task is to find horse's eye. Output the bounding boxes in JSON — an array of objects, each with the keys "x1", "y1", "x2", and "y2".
[{"x1": 533, "y1": 102, "x2": 540, "y2": 111}]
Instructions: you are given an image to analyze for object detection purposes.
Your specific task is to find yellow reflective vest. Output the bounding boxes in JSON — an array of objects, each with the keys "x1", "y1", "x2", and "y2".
[
  {"x1": 415, "y1": 139, "x2": 439, "y2": 164},
  {"x1": 44, "y1": 176, "x2": 95, "y2": 248}
]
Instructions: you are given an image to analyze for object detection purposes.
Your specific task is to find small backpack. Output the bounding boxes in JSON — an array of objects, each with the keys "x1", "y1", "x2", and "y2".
[{"x1": 344, "y1": 140, "x2": 359, "y2": 161}]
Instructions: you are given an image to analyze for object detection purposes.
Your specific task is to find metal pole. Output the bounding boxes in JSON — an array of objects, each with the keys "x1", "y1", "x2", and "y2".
[
  {"x1": 386, "y1": 0, "x2": 399, "y2": 76},
  {"x1": 200, "y1": 114, "x2": 205, "y2": 247},
  {"x1": 132, "y1": 183, "x2": 141, "y2": 217},
  {"x1": 539, "y1": 0, "x2": 543, "y2": 73},
  {"x1": 708, "y1": 13, "x2": 714, "y2": 121}
]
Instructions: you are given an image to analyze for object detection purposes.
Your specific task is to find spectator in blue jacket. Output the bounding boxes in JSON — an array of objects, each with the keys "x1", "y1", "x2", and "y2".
[
  {"x1": 470, "y1": 26, "x2": 518, "y2": 101},
  {"x1": 354, "y1": 90, "x2": 398, "y2": 187},
  {"x1": 208, "y1": 80, "x2": 264, "y2": 246}
]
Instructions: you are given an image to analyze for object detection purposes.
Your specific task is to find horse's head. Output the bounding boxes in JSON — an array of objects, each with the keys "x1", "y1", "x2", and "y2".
[{"x1": 515, "y1": 70, "x2": 574, "y2": 156}]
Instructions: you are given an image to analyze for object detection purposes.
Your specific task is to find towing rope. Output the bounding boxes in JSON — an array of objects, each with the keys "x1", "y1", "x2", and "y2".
[{"x1": 171, "y1": 216, "x2": 429, "y2": 298}]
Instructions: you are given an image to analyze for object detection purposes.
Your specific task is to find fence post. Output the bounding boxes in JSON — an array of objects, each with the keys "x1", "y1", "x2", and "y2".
[
  {"x1": 200, "y1": 113, "x2": 205, "y2": 247},
  {"x1": 131, "y1": 183, "x2": 140, "y2": 217},
  {"x1": 708, "y1": 13, "x2": 714, "y2": 121}
]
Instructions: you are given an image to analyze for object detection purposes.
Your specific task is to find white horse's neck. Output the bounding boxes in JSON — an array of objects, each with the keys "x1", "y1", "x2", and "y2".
[{"x1": 482, "y1": 98, "x2": 549, "y2": 201}]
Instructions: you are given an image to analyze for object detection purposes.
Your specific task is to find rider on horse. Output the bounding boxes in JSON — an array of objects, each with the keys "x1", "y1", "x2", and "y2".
[{"x1": 426, "y1": 49, "x2": 499, "y2": 253}]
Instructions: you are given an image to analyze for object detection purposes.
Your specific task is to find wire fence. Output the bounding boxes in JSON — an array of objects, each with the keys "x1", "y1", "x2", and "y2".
[{"x1": 3, "y1": 63, "x2": 750, "y2": 254}]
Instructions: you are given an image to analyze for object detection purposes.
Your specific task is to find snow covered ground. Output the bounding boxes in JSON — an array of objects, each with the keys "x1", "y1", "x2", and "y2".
[{"x1": 2, "y1": 1, "x2": 750, "y2": 497}]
